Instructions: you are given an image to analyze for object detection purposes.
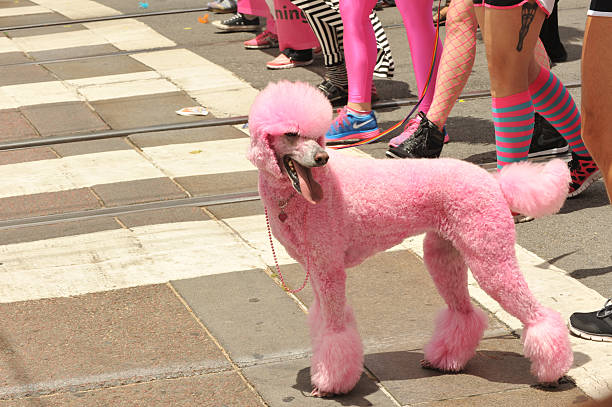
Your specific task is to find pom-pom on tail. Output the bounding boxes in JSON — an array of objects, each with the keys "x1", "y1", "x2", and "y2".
[{"x1": 497, "y1": 159, "x2": 570, "y2": 218}]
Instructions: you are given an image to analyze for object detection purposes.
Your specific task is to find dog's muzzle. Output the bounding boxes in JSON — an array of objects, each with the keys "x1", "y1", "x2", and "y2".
[{"x1": 283, "y1": 152, "x2": 327, "y2": 204}]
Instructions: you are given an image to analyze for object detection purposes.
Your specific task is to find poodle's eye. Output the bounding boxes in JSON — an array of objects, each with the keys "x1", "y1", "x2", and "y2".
[{"x1": 285, "y1": 132, "x2": 298, "y2": 138}]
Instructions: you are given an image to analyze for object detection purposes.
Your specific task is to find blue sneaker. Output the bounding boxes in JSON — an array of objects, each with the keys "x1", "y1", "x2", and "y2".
[{"x1": 325, "y1": 107, "x2": 380, "y2": 143}]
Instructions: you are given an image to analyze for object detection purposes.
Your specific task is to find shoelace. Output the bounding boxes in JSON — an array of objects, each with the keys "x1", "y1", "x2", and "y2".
[
  {"x1": 331, "y1": 107, "x2": 349, "y2": 131},
  {"x1": 389, "y1": 116, "x2": 422, "y2": 146},
  {"x1": 596, "y1": 298, "x2": 612, "y2": 318},
  {"x1": 224, "y1": 13, "x2": 243, "y2": 24},
  {"x1": 255, "y1": 30, "x2": 276, "y2": 41}
]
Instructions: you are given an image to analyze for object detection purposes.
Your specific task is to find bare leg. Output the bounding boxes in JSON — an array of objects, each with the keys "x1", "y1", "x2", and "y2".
[{"x1": 581, "y1": 16, "x2": 612, "y2": 202}]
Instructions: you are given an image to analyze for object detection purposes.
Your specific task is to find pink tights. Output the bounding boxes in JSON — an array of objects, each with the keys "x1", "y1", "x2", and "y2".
[{"x1": 339, "y1": 0, "x2": 442, "y2": 110}]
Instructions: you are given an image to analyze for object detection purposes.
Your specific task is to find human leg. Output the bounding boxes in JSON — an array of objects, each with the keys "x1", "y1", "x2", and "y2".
[
  {"x1": 477, "y1": 2, "x2": 545, "y2": 169},
  {"x1": 395, "y1": 0, "x2": 443, "y2": 114},
  {"x1": 338, "y1": 0, "x2": 378, "y2": 111},
  {"x1": 580, "y1": 13, "x2": 612, "y2": 202}
]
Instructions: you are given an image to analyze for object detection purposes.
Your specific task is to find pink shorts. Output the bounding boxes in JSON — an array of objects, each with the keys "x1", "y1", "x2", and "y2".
[{"x1": 472, "y1": 0, "x2": 554, "y2": 16}]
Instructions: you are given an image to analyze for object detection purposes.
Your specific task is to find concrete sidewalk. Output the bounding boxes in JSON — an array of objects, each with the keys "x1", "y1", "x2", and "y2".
[{"x1": 0, "y1": 216, "x2": 590, "y2": 405}]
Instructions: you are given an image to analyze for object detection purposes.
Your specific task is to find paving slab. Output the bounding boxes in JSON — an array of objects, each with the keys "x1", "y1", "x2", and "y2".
[
  {"x1": 207, "y1": 199, "x2": 264, "y2": 220},
  {"x1": 0, "y1": 284, "x2": 230, "y2": 399},
  {"x1": 0, "y1": 217, "x2": 121, "y2": 246},
  {"x1": 0, "y1": 188, "x2": 101, "y2": 221},
  {"x1": 0, "y1": 13, "x2": 65, "y2": 30},
  {"x1": 90, "y1": 92, "x2": 204, "y2": 129},
  {"x1": 21, "y1": 101, "x2": 108, "y2": 137},
  {"x1": 365, "y1": 337, "x2": 583, "y2": 405},
  {"x1": 281, "y1": 250, "x2": 509, "y2": 352},
  {"x1": 0, "y1": 64, "x2": 55, "y2": 86},
  {"x1": 128, "y1": 126, "x2": 247, "y2": 149},
  {"x1": 176, "y1": 171, "x2": 258, "y2": 197},
  {"x1": 28, "y1": 44, "x2": 120, "y2": 63},
  {"x1": 0, "y1": 52, "x2": 30, "y2": 65},
  {"x1": 51, "y1": 138, "x2": 132, "y2": 157},
  {"x1": 2, "y1": 23, "x2": 86, "y2": 38},
  {"x1": 117, "y1": 206, "x2": 211, "y2": 229},
  {"x1": 0, "y1": 110, "x2": 38, "y2": 142},
  {"x1": 420, "y1": 385, "x2": 589, "y2": 407},
  {"x1": 0, "y1": 371, "x2": 264, "y2": 407},
  {"x1": 43, "y1": 54, "x2": 151, "y2": 80},
  {"x1": 171, "y1": 269, "x2": 312, "y2": 366},
  {"x1": 91, "y1": 177, "x2": 188, "y2": 207},
  {"x1": 244, "y1": 358, "x2": 397, "y2": 407},
  {"x1": 0, "y1": 146, "x2": 56, "y2": 165}
]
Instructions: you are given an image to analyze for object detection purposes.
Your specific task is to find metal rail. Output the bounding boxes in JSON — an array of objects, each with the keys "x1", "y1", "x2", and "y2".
[
  {"x1": 0, "y1": 7, "x2": 211, "y2": 31},
  {"x1": 0, "y1": 191, "x2": 260, "y2": 230},
  {"x1": 0, "y1": 83, "x2": 581, "y2": 152}
]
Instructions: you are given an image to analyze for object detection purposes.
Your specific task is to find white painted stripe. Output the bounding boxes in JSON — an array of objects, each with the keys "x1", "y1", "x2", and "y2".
[
  {"x1": 0, "y1": 5, "x2": 51, "y2": 17},
  {"x1": 0, "y1": 220, "x2": 263, "y2": 303},
  {"x1": 0, "y1": 37, "x2": 21, "y2": 54},
  {"x1": 30, "y1": 0, "x2": 120, "y2": 19},
  {"x1": 77, "y1": 78, "x2": 179, "y2": 101},
  {"x1": 131, "y1": 49, "x2": 258, "y2": 117},
  {"x1": 0, "y1": 88, "x2": 19, "y2": 110},
  {"x1": 0, "y1": 150, "x2": 165, "y2": 199},
  {"x1": 142, "y1": 138, "x2": 254, "y2": 177},
  {"x1": 0, "y1": 72, "x2": 183, "y2": 108},
  {"x1": 66, "y1": 71, "x2": 161, "y2": 87},
  {"x1": 401, "y1": 234, "x2": 611, "y2": 399},
  {"x1": 1, "y1": 81, "x2": 79, "y2": 107},
  {"x1": 84, "y1": 19, "x2": 176, "y2": 51},
  {"x1": 11, "y1": 30, "x2": 108, "y2": 53}
]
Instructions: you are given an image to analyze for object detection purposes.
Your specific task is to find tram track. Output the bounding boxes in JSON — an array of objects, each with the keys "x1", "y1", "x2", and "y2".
[{"x1": 0, "y1": 85, "x2": 580, "y2": 151}]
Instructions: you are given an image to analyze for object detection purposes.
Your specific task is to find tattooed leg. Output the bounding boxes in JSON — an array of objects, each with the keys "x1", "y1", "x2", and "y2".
[{"x1": 517, "y1": 2, "x2": 538, "y2": 51}]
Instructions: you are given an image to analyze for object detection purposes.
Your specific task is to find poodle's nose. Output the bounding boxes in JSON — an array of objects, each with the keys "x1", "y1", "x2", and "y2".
[{"x1": 314, "y1": 151, "x2": 329, "y2": 166}]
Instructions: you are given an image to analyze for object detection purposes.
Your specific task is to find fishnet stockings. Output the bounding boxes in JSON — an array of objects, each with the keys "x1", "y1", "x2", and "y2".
[
  {"x1": 427, "y1": 0, "x2": 477, "y2": 127},
  {"x1": 427, "y1": 0, "x2": 549, "y2": 128}
]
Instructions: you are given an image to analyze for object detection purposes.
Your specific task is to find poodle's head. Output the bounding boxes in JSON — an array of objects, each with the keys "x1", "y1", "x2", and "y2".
[{"x1": 247, "y1": 81, "x2": 333, "y2": 203}]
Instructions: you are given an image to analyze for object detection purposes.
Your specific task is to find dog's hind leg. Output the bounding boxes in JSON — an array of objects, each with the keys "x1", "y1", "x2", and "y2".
[
  {"x1": 421, "y1": 232, "x2": 488, "y2": 372},
  {"x1": 459, "y1": 234, "x2": 573, "y2": 383},
  {"x1": 308, "y1": 266, "x2": 363, "y2": 396}
]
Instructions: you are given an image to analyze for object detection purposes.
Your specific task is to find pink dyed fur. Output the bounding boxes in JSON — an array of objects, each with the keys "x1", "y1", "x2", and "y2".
[
  {"x1": 247, "y1": 81, "x2": 573, "y2": 395},
  {"x1": 497, "y1": 159, "x2": 570, "y2": 218}
]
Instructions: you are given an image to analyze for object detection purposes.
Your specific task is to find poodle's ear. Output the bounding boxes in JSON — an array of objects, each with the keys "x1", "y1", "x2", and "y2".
[{"x1": 247, "y1": 132, "x2": 282, "y2": 178}]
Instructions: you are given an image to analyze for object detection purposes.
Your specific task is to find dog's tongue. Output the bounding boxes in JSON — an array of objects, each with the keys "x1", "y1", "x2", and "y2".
[{"x1": 293, "y1": 160, "x2": 323, "y2": 204}]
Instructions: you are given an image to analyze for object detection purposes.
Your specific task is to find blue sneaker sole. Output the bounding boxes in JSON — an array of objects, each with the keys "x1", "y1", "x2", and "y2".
[{"x1": 325, "y1": 129, "x2": 380, "y2": 144}]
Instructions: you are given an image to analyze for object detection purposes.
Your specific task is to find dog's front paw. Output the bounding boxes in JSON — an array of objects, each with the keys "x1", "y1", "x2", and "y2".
[{"x1": 310, "y1": 327, "x2": 363, "y2": 395}]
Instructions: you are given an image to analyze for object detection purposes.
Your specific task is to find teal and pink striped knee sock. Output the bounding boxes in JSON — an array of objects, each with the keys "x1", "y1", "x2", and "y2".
[
  {"x1": 529, "y1": 66, "x2": 588, "y2": 155},
  {"x1": 492, "y1": 90, "x2": 534, "y2": 169}
]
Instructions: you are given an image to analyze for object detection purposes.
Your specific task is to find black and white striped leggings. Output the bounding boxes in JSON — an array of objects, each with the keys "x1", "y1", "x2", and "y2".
[{"x1": 290, "y1": 0, "x2": 395, "y2": 78}]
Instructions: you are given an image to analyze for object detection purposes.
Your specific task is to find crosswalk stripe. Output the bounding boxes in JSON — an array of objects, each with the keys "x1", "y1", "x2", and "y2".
[
  {"x1": 131, "y1": 49, "x2": 259, "y2": 117},
  {"x1": 0, "y1": 5, "x2": 52, "y2": 17},
  {"x1": 1, "y1": 1, "x2": 609, "y2": 398},
  {"x1": 30, "y1": 0, "x2": 120, "y2": 19},
  {"x1": 0, "y1": 220, "x2": 263, "y2": 304},
  {"x1": 11, "y1": 30, "x2": 109, "y2": 53}
]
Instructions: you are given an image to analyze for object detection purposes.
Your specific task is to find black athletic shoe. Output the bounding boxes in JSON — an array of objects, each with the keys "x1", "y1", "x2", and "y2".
[
  {"x1": 569, "y1": 299, "x2": 612, "y2": 342},
  {"x1": 528, "y1": 113, "x2": 569, "y2": 158},
  {"x1": 318, "y1": 79, "x2": 348, "y2": 106},
  {"x1": 386, "y1": 111, "x2": 444, "y2": 159},
  {"x1": 212, "y1": 13, "x2": 260, "y2": 32}
]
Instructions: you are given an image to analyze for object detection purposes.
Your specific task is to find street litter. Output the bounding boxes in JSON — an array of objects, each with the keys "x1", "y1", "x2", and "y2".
[
  {"x1": 138, "y1": 2, "x2": 148, "y2": 8},
  {"x1": 198, "y1": 14, "x2": 209, "y2": 23},
  {"x1": 176, "y1": 106, "x2": 208, "y2": 116}
]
